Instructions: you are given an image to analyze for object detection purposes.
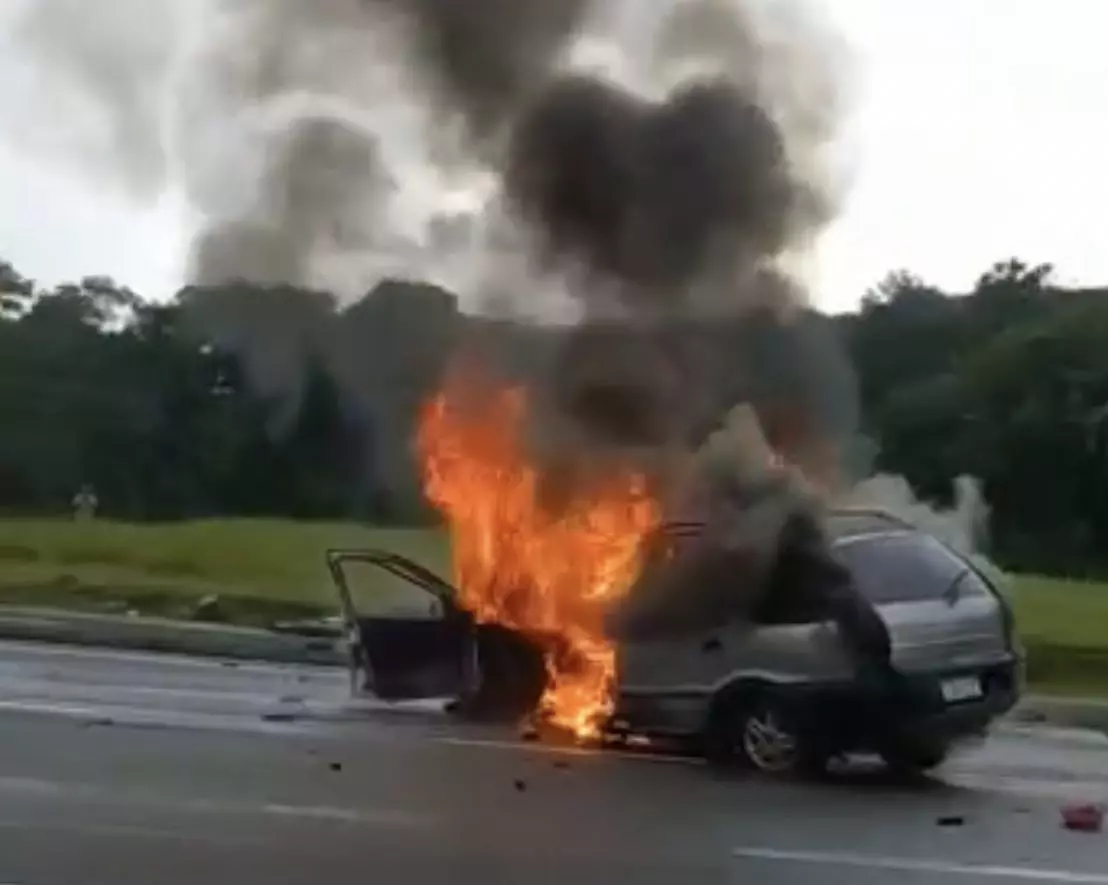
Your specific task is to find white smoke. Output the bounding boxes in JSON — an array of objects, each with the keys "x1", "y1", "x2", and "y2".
[
  {"x1": 843, "y1": 472, "x2": 991, "y2": 556},
  {"x1": 0, "y1": 0, "x2": 181, "y2": 200}
]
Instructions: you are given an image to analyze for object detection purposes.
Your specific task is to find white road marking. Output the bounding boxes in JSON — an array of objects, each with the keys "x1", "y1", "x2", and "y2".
[
  {"x1": 0, "y1": 639, "x2": 339, "y2": 677},
  {"x1": 997, "y1": 724, "x2": 1108, "y2": 748},
  {"x1": 945, "y1": 771, "x2": 1108, "y2": 803},
  {"x1": 0, "y1": 815, "x2": 269, "y2": 846},
  {"x1": 0, "y1": 699, "x2": 105, "y2": 719},
  {"x1": 0, "y1": 775, "x2": 433, "y2": 828},
  {"x1": 731, "y1": 847, "x2": 1108, "y2": 883},
  {"x1": 0, "y1": 698, "x2": 1102, "y2": 802},
  {"x1": 439, "y1": 735, "x2": 700, "y2": 765},
  {"x1": 0, "y1": 681, "x2": 301, "y2": 705}
]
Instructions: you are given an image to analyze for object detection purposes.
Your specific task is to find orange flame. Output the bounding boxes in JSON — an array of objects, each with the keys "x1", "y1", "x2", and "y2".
[{"x1": 417, "y1": 375, "x2": 661, "y2": 739}]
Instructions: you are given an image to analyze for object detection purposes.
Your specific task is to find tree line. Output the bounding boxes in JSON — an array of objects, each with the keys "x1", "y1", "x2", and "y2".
[{"x1": 2, "y1": 255, "x2": 1105, "y2": 578}]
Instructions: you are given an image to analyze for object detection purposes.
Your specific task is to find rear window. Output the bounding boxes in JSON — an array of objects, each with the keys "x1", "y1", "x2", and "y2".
[{"x1": 833, "y1": 532, "x2": 990, "y2": 604}]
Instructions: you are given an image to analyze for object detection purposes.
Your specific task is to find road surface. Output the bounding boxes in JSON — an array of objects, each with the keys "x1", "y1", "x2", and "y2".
[{"x1": 0, "y1": 640, "x2": 1104, "y2": 884}]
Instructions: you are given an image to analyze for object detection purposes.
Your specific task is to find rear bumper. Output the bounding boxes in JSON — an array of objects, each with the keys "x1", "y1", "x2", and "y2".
[{"x1": 783, "y1": 655, "x2": 1022, "y2": 753}]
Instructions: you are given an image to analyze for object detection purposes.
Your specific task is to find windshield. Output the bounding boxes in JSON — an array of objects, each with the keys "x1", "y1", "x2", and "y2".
[{"x1": 833, "y1": 531, "x2": 991, "y2": 605}]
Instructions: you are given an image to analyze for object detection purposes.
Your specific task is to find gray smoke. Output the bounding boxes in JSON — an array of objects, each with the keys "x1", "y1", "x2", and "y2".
[
  {"x1": 172, "y1": 0, "x2": 434, "y2": 293},
  {"x1": 2, "y1": 0, "x2": 487, "y2": 296},
  {"x1": 1, "y1": 0, "x2": 845, "y2": 308},
  {"x1": 1, "y1": 0, "x2": 856, "y2": 494},
  {"x1": 0, "y1": 0, "x2": 178, "y2": 200},
  {"x1": 359, "y1": 0, "x2": 592, "y2": 148},
  {"x1": 495, "y1": 2, "x2": 846, "y2": 474},
  {"x1": 188, "y1": 114, "x2": 394, "y2": 289}
]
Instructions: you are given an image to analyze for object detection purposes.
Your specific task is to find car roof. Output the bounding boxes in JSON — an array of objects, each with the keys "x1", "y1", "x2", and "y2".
[
  {"x1": 661, "y1": 506, "x2": 918, "y2": 543},
  {"x1": 824, "y1": 507, "x2": 918, "y2": 540}
]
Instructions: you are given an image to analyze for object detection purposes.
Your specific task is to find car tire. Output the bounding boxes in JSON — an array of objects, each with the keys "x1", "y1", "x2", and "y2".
[{"x1": 706, "y1": 694, "x2": 828, "y2": 778}]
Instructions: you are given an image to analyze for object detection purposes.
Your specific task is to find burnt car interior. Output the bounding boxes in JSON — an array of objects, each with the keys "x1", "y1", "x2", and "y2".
[
  {"x1": 326, "y1": 550, "x2": 476, "y2": 701},
  {"x1": 326, "y1": 549, "x2": 547, "y2": 717}
]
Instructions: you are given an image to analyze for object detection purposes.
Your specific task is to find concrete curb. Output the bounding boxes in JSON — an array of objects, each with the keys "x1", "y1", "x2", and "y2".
[
  {"x1": 0, "y1": 607, "x2": 346, "y2": 667},
  {"x1": 995, "y1": 722, "x2": 1108, "y2": 747},
  {"x1": 1012, "y1": 694, "x2": 1108, "y2": 734}
]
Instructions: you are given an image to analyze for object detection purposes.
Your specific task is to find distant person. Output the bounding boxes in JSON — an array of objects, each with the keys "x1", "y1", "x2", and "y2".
[{"x1": 72, "y1": 484, "x2": 99, "y2": 521}]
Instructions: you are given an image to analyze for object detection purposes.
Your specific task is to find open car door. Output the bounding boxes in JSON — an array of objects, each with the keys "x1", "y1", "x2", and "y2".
[{"x1": 326, "y1": 549, "x2": 476, "y2": 702}]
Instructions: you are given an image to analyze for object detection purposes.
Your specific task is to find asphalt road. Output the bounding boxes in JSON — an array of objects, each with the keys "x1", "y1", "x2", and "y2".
[{"x1": 0, "y1": 641, "x2": 1104, "y2": 884}]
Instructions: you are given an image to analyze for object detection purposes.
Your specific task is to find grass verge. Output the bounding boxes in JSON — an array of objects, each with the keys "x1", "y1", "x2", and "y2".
[
  {"x1": 1, "y1": 518, "x2": 1106, "y2": 694},
  {"x1": 0, "y1": 518, "x2": 450, "y2": 628}
]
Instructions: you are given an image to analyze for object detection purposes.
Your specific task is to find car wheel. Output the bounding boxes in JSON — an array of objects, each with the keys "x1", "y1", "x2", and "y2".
[{"x1": 707, "y1": 695, "x2": 827, "y2": 777}]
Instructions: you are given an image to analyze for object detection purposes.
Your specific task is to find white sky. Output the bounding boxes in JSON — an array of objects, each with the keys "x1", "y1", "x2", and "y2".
[{"x1": 0, "y1": 0, "x2": 1105, "y2": 315}]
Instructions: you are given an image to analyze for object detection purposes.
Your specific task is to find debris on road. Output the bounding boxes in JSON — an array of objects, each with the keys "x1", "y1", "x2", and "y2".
[
  {"x1": 329, "y1": 762, "x2": 343, "y2": 773},
  {"x1": 1061, "y1": 803, "x2": 1104, "y2": 832},
  {"x1": 936, "y1": 815, "x2": 966, "y2": 827},
  {"x1": 192, "y1": 594, "x2": 225, "y2": 623},
  {"x1": 270, "y1": 616, "x2": 343, "y2": 638},
  {"x1": 514, "y1": 779, "x2": 527, "y2": 792}
]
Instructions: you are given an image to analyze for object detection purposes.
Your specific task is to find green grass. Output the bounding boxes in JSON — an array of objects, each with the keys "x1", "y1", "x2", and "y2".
[
  {"x1": 0, "y1": 518, "x2": 1106, "y2": 693},
  {"x1": 0, "y1": 518, "x2": 451, "y2": 626},
  {"x1": 1005, "y1": 574, "x2": 1108, "y2": 695}
]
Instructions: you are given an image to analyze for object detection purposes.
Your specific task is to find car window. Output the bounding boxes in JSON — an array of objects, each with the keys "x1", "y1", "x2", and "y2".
[
  {"x1": 337, "y1": 559, "x2": 444, "y2": 619},
  {"x1": 833, "y1": 532, "x2": 990, "y2": 604}
]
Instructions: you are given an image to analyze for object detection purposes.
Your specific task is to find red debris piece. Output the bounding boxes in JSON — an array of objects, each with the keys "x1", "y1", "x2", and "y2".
[{"x1": 1061, "y1": 803, "x2": 1104, "y2": 832}]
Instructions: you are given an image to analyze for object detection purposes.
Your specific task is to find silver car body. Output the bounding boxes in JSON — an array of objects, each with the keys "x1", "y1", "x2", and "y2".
[{"x1": 612, "y1": 509, "x2": 1023, "y2": 746}]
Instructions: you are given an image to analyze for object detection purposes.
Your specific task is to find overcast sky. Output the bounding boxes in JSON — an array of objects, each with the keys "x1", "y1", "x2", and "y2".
[{"x1": 0, "y1": 0, "x2": 1104, "y2": 315}]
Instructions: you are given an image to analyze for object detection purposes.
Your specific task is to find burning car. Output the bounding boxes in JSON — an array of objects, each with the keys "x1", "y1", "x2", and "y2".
[{"x1": 327, "y1": 505, "x2": 1024, "y2": 776}]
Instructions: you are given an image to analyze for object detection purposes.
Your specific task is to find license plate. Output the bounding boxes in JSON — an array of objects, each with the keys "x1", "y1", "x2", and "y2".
[{"x1": 941, "y1": 676, "x2": 983, "y2": 703}]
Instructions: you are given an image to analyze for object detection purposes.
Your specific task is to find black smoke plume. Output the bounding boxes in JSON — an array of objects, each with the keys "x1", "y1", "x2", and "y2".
[
  {"x1": 504, "y1": 74, "x2": 800, "y2": 302},
  {"x1": 361, "y1": 0, "x2": 591, "y2": 146}
]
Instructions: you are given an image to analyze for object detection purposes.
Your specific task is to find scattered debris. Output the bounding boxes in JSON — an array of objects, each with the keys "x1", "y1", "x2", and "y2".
[
  {"x1": 270, "y1": 616, "x2": 344, "y2": 638},
  {"x1": 1061, "y1": 803, "x2": 1104, "y2": 832},
  {"x1": 553, "y1": 759, "x2": 571, "y2": 770},
  {"x1": 81, "y1": 716, "x2": 114, "y2": 728},
  {"x1": 519, "y1": 724, "x2": 539, "y2": 742},
  {"x1": 514, "y1": 779, "x2": 527, "y2": 792},
  {"x1": 191, "y1": 594, "x2": 225, "y2": 623},
  {"x1": 329, "y1": 762, "x2": 343, "y2": 773},
  {"x1": 220, "y1": 661, "x2": 240, "y2": 669},
  {"x1": 936, "y1": 815, "x2": 966, "y2": 827},
  {"x1": 444, "y1": 699, "x2": 461, "y2": 714},
  {"x1": 261, "y1": 712, "x2": 297, "y2": 723}
]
